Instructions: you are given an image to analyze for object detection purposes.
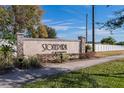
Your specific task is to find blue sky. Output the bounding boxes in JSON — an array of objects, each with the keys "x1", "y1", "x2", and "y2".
[{"x1": 41, "y1": 5, "x2": 124, "y2": 42}]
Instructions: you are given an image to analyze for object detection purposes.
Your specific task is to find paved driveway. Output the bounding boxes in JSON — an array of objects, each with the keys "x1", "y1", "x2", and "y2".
[{"x1": 0, "y1": 55, "x2": 124, "y2": 88}]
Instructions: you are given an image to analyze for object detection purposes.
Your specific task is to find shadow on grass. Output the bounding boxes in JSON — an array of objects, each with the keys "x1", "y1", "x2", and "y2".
[
  {"x1": 90, "y1": 73, "x2": 124, "y2": 79},
  {"x1": 45, "y1": 71, "x2": 110, "y2": 88},
  {"x1": 61, "y1": 73, "x2": 100, "y2": 88}
]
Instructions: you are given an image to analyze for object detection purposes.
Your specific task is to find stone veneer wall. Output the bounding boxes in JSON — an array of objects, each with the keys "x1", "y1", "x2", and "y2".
[{"x1": 17, "y1": 33, "x2": 24, "y2": 57}]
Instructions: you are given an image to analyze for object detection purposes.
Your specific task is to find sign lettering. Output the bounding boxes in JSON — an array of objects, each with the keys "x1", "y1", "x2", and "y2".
[{"x1": 42, "y1": 44, "x2": 67, "y2": 52}]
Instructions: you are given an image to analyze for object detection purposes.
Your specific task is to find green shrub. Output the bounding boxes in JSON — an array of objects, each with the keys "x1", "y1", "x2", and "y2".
[
  {"x1": 0, "y1": 53, "x2": 13, "y2": 71},
  {"x1": 28, "y1": 56, "x2": 41, "y2": 68},
  {"x1": 54, "y1": 54, "x2": 61, "y2": 63},
  {"x1": 62, "y1": 54, "x2": 70, "y2": 62},
  {"x1": 0, "y1": 34, "x2": 16, "y2": 72},
  {"x1": 85, "y1": 45, "x2": 92, "y2": 52},
  {"x1": 14, "y1": 56, "x2": 42, "y2": 69},
  {"x1": 14, "y1": 57, "x2": 30, "y2": 69},
  {"x1": 54, "y1": 53, "x2": 70, "y2": 63}
]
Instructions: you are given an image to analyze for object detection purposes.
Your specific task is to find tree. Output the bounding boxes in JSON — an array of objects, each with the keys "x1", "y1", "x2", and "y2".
[
  {"x1": 44, "y1": 25, "x2": 56, "y2": 38},
  {"x1": 0, "y1": 5, "x2": 44, "y2": 42},
  {"x1": 37, "y1": 25, "x2": 48, "y2": 38},
  {"x1": 0, "y1": 5, "x2": 44, "y2": 39},
  {"x1": 116, "y1": 41, "x2": 124, "y2": 45},
  {"x1": 35, "y1": 25, "x2": 57, "y2": 38},
  {"x1": 0, "y1": 6, "x2": 44, "y2": 63},
  {"x1": 99, "y1": 8, "x2": 124, "y2": 32},
  {"x1": 0, "y1": 6, "x2": 15, "y2": 49},
  {"x1": 0, "y1": 6, "x2": 13, "y2": 37},
  {"x1": 101, "y1": 36, "x2": 116, "y2": 45},
  {"x1": 0, "y1": 6, "x2": 15, "y2": 69},
  {"x1": 0, "y1": 6, "x2": 45, "y2": 70},
  {"x1": 0, "y1": 6, "x2": 58, "y2": 39},
  {"x1": 11, "y1": 5, "x2": 43, "y2": 35}
]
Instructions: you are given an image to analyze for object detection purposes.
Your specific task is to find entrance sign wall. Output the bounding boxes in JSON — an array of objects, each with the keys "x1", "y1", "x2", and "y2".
[{"x1": 17, "y1": 33, "x2": 85, "y2": 57}]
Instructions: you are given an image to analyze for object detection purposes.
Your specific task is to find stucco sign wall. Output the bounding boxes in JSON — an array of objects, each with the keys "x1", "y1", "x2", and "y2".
[
  {"x1": 17, "y1": 33, "x2": 85, "y2": 57},
  {"x1": 23, "y1": 39, "x2": 81, "y2": 56}
]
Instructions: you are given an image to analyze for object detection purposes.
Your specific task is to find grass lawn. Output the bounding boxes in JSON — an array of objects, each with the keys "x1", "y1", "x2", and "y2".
[
  {"x1": 23, "y1": 58, "x2": 124, "y2": 88},
  {"x1": 95, "y1": 50, "x2": 124, "y2": 58}
]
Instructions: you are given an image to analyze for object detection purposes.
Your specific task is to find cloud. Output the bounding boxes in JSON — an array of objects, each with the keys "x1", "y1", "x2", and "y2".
[
  {"x1": 42, "y1": 18, "x2": 85, "y2": 31},
  {"x1": 57, "y1": 33, "x2": 68, "y2": 39},
  {"x1": 56, "y1": 26, "x2": 124, "y2": 41},
  {"x1": 96, "y1": 29, "x2": 110, "y2": 35},
  {"x1": 57, "y1": 22, "x2": 74, "y2": 26},
  {"x1": 75, "y1": 27, "x2": 85, "y2": 30},
  {"x1": 56, "y1": 28, "x2": 121, "y2": 41},
  {"x1": 43, "y1": 18, "x2": 81, "y2": 26},
  {"x1": 71, "y1": 30, "x2": 84, "y2": 36},
  {"x1": 51, "y1": 25, "x2": 70, "y2": 31},
  {"x1": 51, "y1": 25, "x2": 86, "y2": 31},
  {"x1": 48, "y1": 19, "x2": 74, "y2": 25},
  {"x1": 107, "y1": 15, "x2": 115, "y2": 19},
  {"x1": 88, "y1": 29, "x2": 110, "y2": 36},
  {"x1": 87, "y1": 28, "x2": 114, "y2": 42},
  {"x1": 42, "y1": 19, "x2": 53, "y2": 23}
]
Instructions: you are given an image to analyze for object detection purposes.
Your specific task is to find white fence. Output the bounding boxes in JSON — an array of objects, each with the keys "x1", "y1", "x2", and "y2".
[{"x1": 89, "y1": 44, "x2": 124, "y2": 52}]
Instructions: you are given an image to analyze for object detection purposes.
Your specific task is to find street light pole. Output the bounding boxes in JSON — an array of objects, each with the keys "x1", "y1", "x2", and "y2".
[
  {"x1": 86, "y1": 13, "x2": 88, "y2": 43},
  {"x1": 92, "y1": 5, "x2": 95, "y2": 52}
]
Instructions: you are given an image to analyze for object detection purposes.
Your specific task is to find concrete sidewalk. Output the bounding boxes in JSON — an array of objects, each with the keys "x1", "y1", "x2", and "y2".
[{"x1": 0, "y1": 55, "x2": 124, "y2": 88}]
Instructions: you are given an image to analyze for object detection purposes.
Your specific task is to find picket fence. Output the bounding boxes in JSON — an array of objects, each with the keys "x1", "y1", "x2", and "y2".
[{"x1": 88, "y1": 44, "x2": 124, "y2": 52}]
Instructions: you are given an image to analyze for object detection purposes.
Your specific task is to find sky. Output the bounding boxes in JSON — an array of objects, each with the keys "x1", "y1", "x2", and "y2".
[{"x1": 41, "y1": 5, "x2": 124, "y2": 42}]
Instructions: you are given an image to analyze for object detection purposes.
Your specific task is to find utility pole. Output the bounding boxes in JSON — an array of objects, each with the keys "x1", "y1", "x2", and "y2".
[
  {"x1": 86, "y1": 14, "x2": 88, "y2": 43},
  {"x1": 92, "y1": 5, "x2": 95, "y2": 52}
]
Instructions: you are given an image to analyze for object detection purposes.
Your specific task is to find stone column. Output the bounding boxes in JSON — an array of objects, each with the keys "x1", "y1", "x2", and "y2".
[
  {"x1": 17, "y1": 33, "x2": 24, "y2": 57},
  {"x1": 78, "y1": 36, "x2": 86, "y2": 58}
]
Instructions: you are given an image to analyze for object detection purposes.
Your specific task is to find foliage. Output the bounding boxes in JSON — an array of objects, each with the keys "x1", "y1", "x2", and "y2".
[
  {"x1": 0, "y1": 6, "x2": 54, "y2": 39},
  {"x1": 23, "y1": 58, "x2": 124, "y2": 88},
  {"x1": 14, "y1": 56, "x2": 41, "y2": 69},
  {"x1": 101, "y1": 36, "x2": 116, "y2": 45},
  {"x1": 35, "y1": 25, "x2": 57, "y2": 38},
  {"x1": 44, "y1": 25, "x2": 56, "y2": 38},
  {"x1": 54, "y1": 53, "x2": 70, "y2": 63},
  {"x1": 0, "y1": 39, "x2": 14, "y2": 72},
  {"x1": 28, "y1": 56, "x2": 41, "y2": 68},
  {"x1": 0, "y1": 30, "x2": 16, "y2": 73},
  {"x1": 0, "y1": 5, "x2": 44, "y2": 70},
  {"x1": 62, "y1": 54, "x2": 70, "y2": 62},
  {"x1": 37, "y1": 25, "x2": 48, "y2": 38},
  {"x1": 0, "y1": 31, "x2": 16, "y2": 63},
  {"x1": 0, "y1": 44, "x2": 13, "y2": 58},
  {"x1": 0, "y1": 51, "x2": 13, "y2": 71},
  {"x1": 116, "y1": 41, "x2": 124, "y2": 45},
  {"x1": 11, "y1": 5, "x2": 43, "y2": 34},
  {"x1": 98, "y1": 8, "x2": 124, "y2": 32},
  {"x1": 2, "y1": 31, "x2": 16, "y2": 45},
  {"x1": 0, "y1": 5, "x2": 43, "y2": 35},
  {"x1": 0, "y1": 6, "x2": 16, "y2": 42},
  {"x1": 14, "y1": 57, "x2": 30, "y2": 69},
  {"x1": 85, "y1": 44, "x2": 92, "y2": 52},
  {"x1": 0, "y1": 6, "x2": 13, "y2": 33}
]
